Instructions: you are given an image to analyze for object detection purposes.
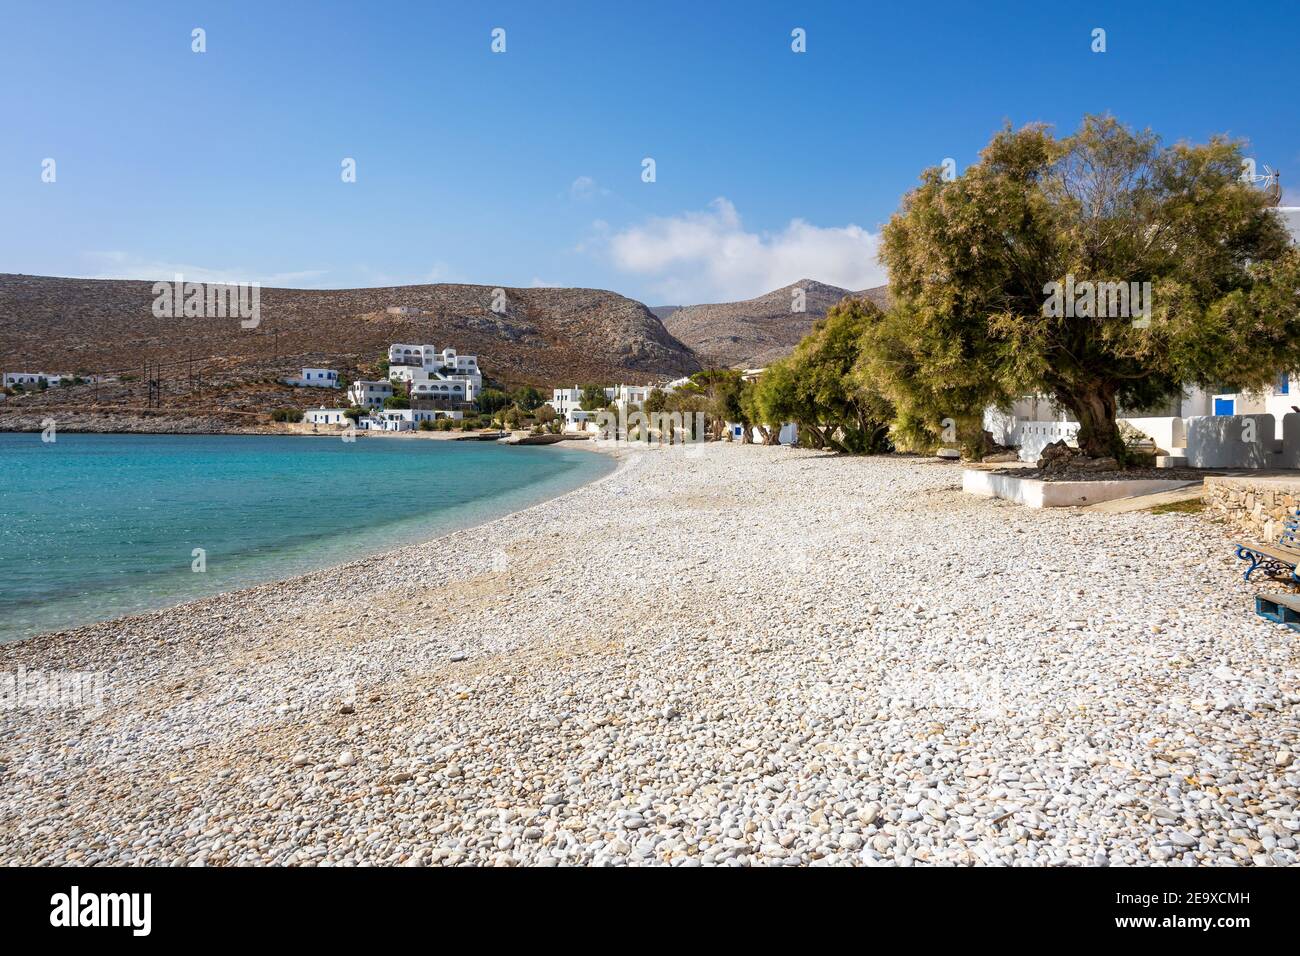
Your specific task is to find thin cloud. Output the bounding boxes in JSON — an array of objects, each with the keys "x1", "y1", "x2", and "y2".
[
  {"x1": 597, "y1": 198, "x2": 887, "y2": 302},
  {"x1": 82, "y1": 252, "x2": 328, "y2": 287},
  {"x1": 567, "y1": 176, "x2": 610, "y2": 201}
]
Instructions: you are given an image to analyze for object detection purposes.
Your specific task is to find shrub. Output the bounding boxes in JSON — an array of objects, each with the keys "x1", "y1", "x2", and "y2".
[
  {"x1": 271, "y1": 407, "x2": 304, "y2": 423},
  {"x1": 418, "y1": 419, "x2": 435, "y2": 431}
]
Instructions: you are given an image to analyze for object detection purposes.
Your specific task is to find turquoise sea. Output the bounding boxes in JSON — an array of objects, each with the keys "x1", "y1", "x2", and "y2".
[{"x1": 0, "y1": 433, "x2": 612, "y2": 644}]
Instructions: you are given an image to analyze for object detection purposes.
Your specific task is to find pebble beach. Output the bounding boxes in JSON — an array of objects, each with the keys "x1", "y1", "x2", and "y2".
[{"x1": 1, "y1": 442, "x2": 1297, "y2": 866}]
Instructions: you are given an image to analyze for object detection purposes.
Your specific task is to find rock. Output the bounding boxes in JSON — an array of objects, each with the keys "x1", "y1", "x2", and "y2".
[
  {"x1": 337, "y1": 751, "x2": 356, "y2": 767},
  {"x1": 291, "y1": 753, "x2": 311, "y2": 767}
]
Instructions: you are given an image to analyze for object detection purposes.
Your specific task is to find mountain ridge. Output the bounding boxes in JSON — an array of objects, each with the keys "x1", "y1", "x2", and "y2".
[{"x1": 662, "y1": 279, "x2": 889, "y2": 369}]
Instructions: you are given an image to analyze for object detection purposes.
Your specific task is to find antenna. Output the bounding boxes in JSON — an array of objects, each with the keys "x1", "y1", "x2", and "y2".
[{"x1": 1244, "y1": 165, "x2": 1282, "y2": 206}]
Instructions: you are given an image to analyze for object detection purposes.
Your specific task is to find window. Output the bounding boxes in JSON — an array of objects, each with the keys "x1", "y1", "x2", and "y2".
[{"x1": 1278, "y1": 373, "x2": 1290, "y2": 396}]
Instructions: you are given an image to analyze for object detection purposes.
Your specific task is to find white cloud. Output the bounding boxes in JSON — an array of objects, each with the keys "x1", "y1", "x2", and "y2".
[
  {"x1": 598, "y1": 198, "x2": 886, "y2": 302},
  {"x1": 82, "y1": 251, "x2": 328, "y2": 287},
  {"x1": 568, "y1": 176, "x2": 609, "y2": 201}
]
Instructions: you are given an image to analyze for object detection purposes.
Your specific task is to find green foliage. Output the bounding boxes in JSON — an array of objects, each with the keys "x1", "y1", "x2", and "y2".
[
  {"x1": 579, "y1": 384, "x2": 610, "y2": 411},
  {"x1": 271, "y1": 407, "x2": 303, "y2": 423},
  {"x1": 748, "y1": 300, "x2": 894, "y2": 453},
  {"x1": 343, "y1": 406, "x2": 366, "y2": 422},
  {"x1": 418, "y1": 419, "x2": 435, "y2": 431},
  {"x1": 1149, "y1": 498, "x2": 1206, "y2": 515},
  {"x1": 435, "y1": 417, "x2": 455, "y2": 431},
  {"x1": 477, "y1": 388, "x2": 510, "y2": 414},
  {"x1": 876, "y1": 114, "x2": 1300, "y2": 459},
  {"x1": 383, "y1": 395, "x2": 410, "y2": 410},
  {"x1": 669, "y1": 369, "x2": 747, "y2": 440},
  {"x1": 512, "y1": 386, "x2": 544, "y2": 411}
]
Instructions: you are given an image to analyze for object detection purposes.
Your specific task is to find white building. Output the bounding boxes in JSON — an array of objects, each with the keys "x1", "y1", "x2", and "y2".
[
  {"x1": 3, "y1": 372, "x2": 63, "y2": 388},
  {"x1": 548, "y1": 383, "x2": 659, "y2": 429},
  {"x1": 411, "y1": 379, "x2": 473, "y2": 403},
  {"x1": 368, "y1": 407, "x2": 463, "y2": 431},
  {"x1": 387, "y1": 344, "x2": 481, "y2": 401},
  {"x1": 303, "y1": 407, "x2": 351, "y2": 426},
  {"x1": 284, "y1": 368, "x2": 340, "y2": 388},
  {"x1": 726, "y1": 421, "x2": 798, "y2": 445},
  {"x1": 549, "y1": 386, "x2": 606, "y2": 420},
  {"x1": 347, "y1": 379, "x2": 393, "y2": 408},
  {"x1": 388, "y1": 344, "x2": 480, "y2": 379}
]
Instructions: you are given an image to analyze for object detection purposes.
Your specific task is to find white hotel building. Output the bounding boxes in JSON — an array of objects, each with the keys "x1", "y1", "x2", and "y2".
[{"x1": 387, "y1": 344, "x2": 481, "y2": 402}]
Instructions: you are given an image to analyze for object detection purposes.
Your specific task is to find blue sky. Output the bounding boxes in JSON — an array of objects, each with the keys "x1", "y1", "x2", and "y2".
[{"x1": 3, "y1": 0, "x2": 1298, "y2": 304}]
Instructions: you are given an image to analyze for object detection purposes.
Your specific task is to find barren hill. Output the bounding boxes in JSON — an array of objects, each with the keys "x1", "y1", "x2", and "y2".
[
  {"x1": 663, "y1": 280, "x2": 889, "y2": 368},
  {"x1": 0, "y1": 274, "x2": 699, "y2": 419}
]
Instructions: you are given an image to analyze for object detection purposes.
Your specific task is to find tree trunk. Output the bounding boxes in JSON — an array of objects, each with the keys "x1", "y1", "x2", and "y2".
[{"x1": 1060, "y1": 384, "x2": 1125, "y2": 460}]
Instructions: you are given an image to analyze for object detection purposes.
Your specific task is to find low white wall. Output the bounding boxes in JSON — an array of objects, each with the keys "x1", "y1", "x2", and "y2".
[
  {"x1": 1015, "y1": 421, "x2": 1080, "y2": 462},
  {"x1": 963, "y1": 469, "x2": 1194, "y2": 508},
  {"x1": 1283, "y1": 414, "x2": 1300, "y2": 469},
  {"x1": 1121, "y1": 416, "x2": 1185, "y2": 453},
  {"x1": 987, "y1": 406, "x2": 1300, "y2": 469},
  {"x1": 1184, "y1": 414, "x2": 1280, "y2": 468}
]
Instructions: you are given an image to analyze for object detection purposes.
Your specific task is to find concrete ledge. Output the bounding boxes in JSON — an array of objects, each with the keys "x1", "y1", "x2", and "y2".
[{"x1": 962, "y1": 469, "x2": 1195, "y2": 508}]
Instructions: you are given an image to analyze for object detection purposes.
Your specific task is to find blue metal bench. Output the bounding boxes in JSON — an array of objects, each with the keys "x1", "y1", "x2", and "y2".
[
  {"x1": 1234, "y1": 510, "x2": 1300, "y2": 583},
  {"x1": 1255, "y1": 593, "x2": 1300, "y2": 632}
]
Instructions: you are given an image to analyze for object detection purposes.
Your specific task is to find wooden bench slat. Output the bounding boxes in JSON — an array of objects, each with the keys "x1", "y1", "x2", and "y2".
[{"x1": 1234, "y1": 541, "x2": 1300, "y2": 564}]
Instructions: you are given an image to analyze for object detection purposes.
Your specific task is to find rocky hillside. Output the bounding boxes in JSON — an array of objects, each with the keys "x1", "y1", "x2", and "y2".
[
  {"x1": 663, "y1": 280, "x2": 889, "y2": 368},
  {"x1": 0, "y1": 274, "x2": 700, "y2": 416}
]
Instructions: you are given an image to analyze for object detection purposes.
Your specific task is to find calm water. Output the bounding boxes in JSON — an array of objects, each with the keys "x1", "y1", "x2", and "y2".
[{"x1": 0, "y1": 433, "x2": 612, "y2": 643}]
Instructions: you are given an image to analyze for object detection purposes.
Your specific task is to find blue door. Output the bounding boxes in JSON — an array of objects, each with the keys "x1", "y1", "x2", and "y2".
[{"x1": 1214, "y1": 398, "x2": 1235, "y2": 416}]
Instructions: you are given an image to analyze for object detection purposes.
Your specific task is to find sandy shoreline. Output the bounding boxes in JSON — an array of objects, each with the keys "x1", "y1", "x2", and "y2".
[{"x1": 2, "y1": 443, "x2": 1297, "y2": 866}]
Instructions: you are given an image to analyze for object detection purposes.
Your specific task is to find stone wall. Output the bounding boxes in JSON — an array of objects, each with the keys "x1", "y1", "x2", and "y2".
[{"x1": 1204, "y1": 476, "x2": 1300, "y2": 542}]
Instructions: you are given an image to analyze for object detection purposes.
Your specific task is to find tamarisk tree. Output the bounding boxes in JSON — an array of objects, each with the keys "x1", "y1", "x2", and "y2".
[{"x1": 876, "y1": 115, "x2": 1300, "y2": 460}]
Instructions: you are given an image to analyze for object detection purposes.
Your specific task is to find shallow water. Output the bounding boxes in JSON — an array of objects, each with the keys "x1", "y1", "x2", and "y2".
[{"x1": 0, "y1": 432, "x2": 612, "y2": 643}]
